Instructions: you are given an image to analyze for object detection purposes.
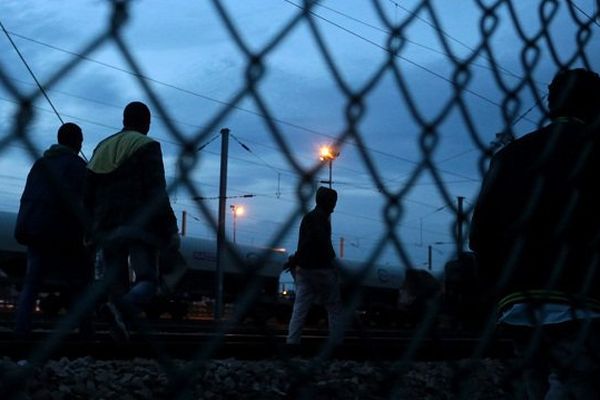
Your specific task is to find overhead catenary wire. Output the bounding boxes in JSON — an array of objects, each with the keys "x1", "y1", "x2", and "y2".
[
  {"x1": 312, "y1": 0, "x2": 544, "y2": 86},
  {"x1": 0, "y1": 95, "x2": 471, "y2": 214},
  {"x1": 0, "y1": 20, "x2": 90, "y2": 162},
  {"x1": 230, "y1": 133, "x2": 281, "y2": 174},
  {"x1": 282, "y1": 0, "x2": 537, "y2": 125},
  {"x1": 0, "y1": 94, "x2": 474, "y2": 218},
  {"x1": 197, "y1": 133, "x2": 221, "y2": 151},
  {"x1": 385, "y1": 0, "x2": 529, "y2": 80},
  {"x1": 0, "y1": 12, "x2": 482, "y2": 247},
  {"x1": 3, "y1": 28, "x2": 534, "y2": 172},
  {"x1": 0, "y1": 20, "x2": 63, "y2": 124},
  {"x1": 567, "y1": 0, "x2": 600, "y2": 27}
]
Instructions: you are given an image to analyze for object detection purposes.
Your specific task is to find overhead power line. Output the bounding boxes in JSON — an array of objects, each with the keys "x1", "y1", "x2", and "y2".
[
  {"x1": 4, "y1": 28, "x2": 517, "y2": 176},
  {"x1": 0, "y1": 20, "x2": 63, "y2": 124},
  {"x1": 0, "y1": 21, "x2": 92, "y2": 161},
  {"x1": 283, "y1": 0, "x2": 537, "y2": 125},
  {"x1": 193, "y1": 194, "x2": 255, "y2": 201},
  {"x1": 567, "y1": 0, "x2": 600, "y2": 27},
  {"x1": 313, "y1": 0, "x2": 544, "y2": 86}
]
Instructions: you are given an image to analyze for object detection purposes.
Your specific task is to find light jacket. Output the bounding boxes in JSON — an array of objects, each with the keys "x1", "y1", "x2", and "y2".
[{"x1": 84, "y1": 130, "x2": 177, "y2": 247}]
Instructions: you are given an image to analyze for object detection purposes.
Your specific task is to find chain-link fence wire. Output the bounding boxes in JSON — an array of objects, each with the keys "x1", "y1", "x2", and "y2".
[{"x1": 0, "y1": 0, "x2": 599, "y2": 398}]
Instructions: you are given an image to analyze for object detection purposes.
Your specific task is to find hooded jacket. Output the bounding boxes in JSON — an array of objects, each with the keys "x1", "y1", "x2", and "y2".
[
  {"x1": 295, "y1": 187, "x2": 337, "y2": 269},
  {"x1": 15, "y1": 144, "x2": 86, "y2": 247},
  {"x1": 84, "y1": 130, "x2": 177, "y2": 246}
]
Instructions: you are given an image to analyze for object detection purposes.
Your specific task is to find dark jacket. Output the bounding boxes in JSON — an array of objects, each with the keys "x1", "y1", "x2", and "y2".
[
  {"x1": 15, "y1": 144, "x2": 87, "y2": 247},
  {"x1": 470, "y1": 119, "x2": 600, "y2": 311},
  {"x1": 296, "y1": 188, "x2": 337, "y2": 269},
  {"x1": 84, "y1": 130, "x2": 177, "y2": 247}
]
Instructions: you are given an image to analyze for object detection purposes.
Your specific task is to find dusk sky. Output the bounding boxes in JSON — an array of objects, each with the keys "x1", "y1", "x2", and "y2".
[{"x1": 1, "y1": 1, "x2": 599, "y2": 274}]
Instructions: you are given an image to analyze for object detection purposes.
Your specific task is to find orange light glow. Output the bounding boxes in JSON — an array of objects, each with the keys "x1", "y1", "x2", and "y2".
[{"x1": 319, "y1": 146, "x2": 338, "y2": 161}]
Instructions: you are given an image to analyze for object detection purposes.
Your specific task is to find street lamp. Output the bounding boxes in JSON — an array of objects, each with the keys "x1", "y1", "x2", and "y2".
[
  {"x1": 319, "y1": 145, "x2": 340, "y2": 188},
  {"x1": 230, "y1": 204, "x2": 244, "y2": 244}
]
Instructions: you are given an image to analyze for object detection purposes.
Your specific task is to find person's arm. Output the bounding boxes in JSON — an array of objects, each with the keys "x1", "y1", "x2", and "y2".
[
  {"x1": 469, "y1": 152, "x2": 512, "y2": 298},
  {"x1": 141, "y1": 142, "x2": 179, "y2": 245},
  {"x1": 14, "y1": 161, "x2": 39, "y2": 244},
  {"x1": 470, "y1": 154, "x2": 504, "y2": 253}
]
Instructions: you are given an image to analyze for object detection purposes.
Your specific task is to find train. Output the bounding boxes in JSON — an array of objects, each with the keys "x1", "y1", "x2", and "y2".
[{"x1": 0, "y1": 210, "x2": 416, "y2": 325}]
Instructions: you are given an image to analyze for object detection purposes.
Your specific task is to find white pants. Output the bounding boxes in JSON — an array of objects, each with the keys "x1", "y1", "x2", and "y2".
[{"x1": 287, "y1": 268, "x2": 343, "y2": 344}]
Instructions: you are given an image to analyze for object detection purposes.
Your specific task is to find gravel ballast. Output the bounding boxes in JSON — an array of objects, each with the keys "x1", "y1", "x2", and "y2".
[{"x1": 0, "y1": 356, "x2": 517, "y2": 399}]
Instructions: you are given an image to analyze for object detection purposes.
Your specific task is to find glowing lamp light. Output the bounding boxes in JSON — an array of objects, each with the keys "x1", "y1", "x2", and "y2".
[
  {"x1": 319, "y1": 145, "x2": 338, "y2": 161},
  {"x1": 233, "y1": 205, "x2": 244, "y2": 216},
  {"x1": 318, "y1": 145, "x2": 340, "y2": 188},
  {"x1": 230, "y1": 204, "x2": 245, "y2": 244}
]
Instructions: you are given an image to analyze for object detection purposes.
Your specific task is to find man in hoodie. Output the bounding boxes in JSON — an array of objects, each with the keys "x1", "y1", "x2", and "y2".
[
  {"x1": 14, "y1": 122, "x2": 92, "y2": 337},
  {"x1": 287, "y1": 186, "x2": 343, "y2": 345},
  {"x1": 85, "y1": 101, "x2": 178, "y2": 340}
]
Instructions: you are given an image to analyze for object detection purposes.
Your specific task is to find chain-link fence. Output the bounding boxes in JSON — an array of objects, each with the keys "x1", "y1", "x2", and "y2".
[{"x1": 1, "y1": 0, "x2": 600, "y2": 398}]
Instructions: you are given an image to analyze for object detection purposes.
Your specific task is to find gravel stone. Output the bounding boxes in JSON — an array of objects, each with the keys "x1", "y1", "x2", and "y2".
[{"x1": 0, "y1": 356, "x2": 517, "y2": 399}]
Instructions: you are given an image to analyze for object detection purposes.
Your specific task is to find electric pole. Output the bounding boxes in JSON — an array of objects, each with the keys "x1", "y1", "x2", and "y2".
[
  {"x1": 215, "y1": 128, "x2": 229, "y2": 321},
  {"x1": 456, "y1": 196, "x2": 465, "y2": 257}
]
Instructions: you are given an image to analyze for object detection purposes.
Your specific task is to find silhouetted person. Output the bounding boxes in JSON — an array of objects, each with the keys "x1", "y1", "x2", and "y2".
[
  {"x1": 287, "y1": 186, "x2": 343, "y2": 345},
  {"x1": 85, "y1": 101, "x2": 178, "y2": 341},
  {"x1": 470, "y1": 68, "x2": 600, "y2": 399},
  {"x1": 14, "y1": 122, "x2": 93, "y2": 338}
]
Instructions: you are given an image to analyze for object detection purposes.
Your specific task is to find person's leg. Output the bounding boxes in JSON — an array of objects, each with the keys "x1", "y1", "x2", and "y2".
[
  {"x1": 504, "y1": 325, "x2": 549, "y2": 399},
  {"x1": 62, "y1": 246, "x2": 95, "y2": 338},
  {"x1": 287, "y1": 269, "x2": 316, "y2": 344},
  {"x1": 100, "y1": 242, "x2": 131, "y2": 341},
  {"x1": 546, "y1": 320, "x2": 600, "y2": 399},
  {"x1": 122, "y1": 242, "x2": 158, "y2": 315},
  {"x1": 15, "y1": 247, "x2": 45, "y2": 336},
  {"x1": 101, "y1": 242, "x2": 130, "y2": 303},
  {"x1": 321, "y1": 269, "x2": 343, "y2": 345}
]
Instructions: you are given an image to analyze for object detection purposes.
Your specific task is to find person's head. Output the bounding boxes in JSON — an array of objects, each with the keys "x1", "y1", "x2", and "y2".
[
  {"x1": 315, "y1": 186, "x2": 337, "y2": 214},
  {"x1": 57, "y1": 122, "x2": 83, "y2": 153},
  {"x1": 547, "y1": 68, "x2": 600, "y2": 123},
  {"x1": 123, "y1": 101, "x2": 151, "y2": 134}
]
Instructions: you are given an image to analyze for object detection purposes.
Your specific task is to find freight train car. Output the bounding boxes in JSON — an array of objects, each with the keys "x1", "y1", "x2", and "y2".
[{"x1": 0, "y1": 210, "x2": 410, "y2": 324}]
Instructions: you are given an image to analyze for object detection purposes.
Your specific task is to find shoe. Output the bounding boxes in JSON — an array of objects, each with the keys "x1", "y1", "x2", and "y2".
[{"x1": 103, "y1": 302, "x2": 129, "y2": 343}]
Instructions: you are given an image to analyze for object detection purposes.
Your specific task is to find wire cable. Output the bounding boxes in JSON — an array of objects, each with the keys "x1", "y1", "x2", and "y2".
[
  {"x1": 568, "y1": 0, "x2": 600, "y2": 27},
  {"x1": 0, "y1": 20, "x2": 63, "y2": 124},
  {"x1": 313, "y1": 0, "x2": 543, "y2": 86},
  {"x1": 3, "y1": 28, "x2": 535, "y2": 170},
  {"x1": 282, "y1": 0, "x2": 537, "y2": 125},
  {"x1": 1, "y1": 20, "x2": 89, "y2": 161}
]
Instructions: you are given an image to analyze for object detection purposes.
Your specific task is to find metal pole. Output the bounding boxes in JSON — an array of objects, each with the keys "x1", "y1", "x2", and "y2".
[
  {"x1": 428, "y1": 245, "x2": 432, "y2": 271},
  {"x1": 328, "y1": 160, "x2": 333, "y2": 189},
  {"x1": 232, "y1": 207, "x2": 237, "y2": 244},
  {"x1": 215, "y1": 128, "x2": 230, "y2": 321},
  {"x1": 181, "y1": 210, "x2": 187, "y2": 237},
  {"x1": 457, "y1": 196, "x2": 465, "y2": 257}
]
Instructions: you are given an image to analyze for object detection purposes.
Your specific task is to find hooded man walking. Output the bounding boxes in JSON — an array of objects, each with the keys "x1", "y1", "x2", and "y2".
[
  {"x1": 14, "y1": 122, "x2": 92, "y2": 338},
  {"x1": 287, "y1": 186, "x2": 343, "y2": 345}
]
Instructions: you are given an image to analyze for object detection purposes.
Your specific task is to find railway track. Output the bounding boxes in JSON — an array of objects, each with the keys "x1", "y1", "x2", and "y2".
[{"x1": 0, "y1": 321, "x2": 515, "y2": 361}]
